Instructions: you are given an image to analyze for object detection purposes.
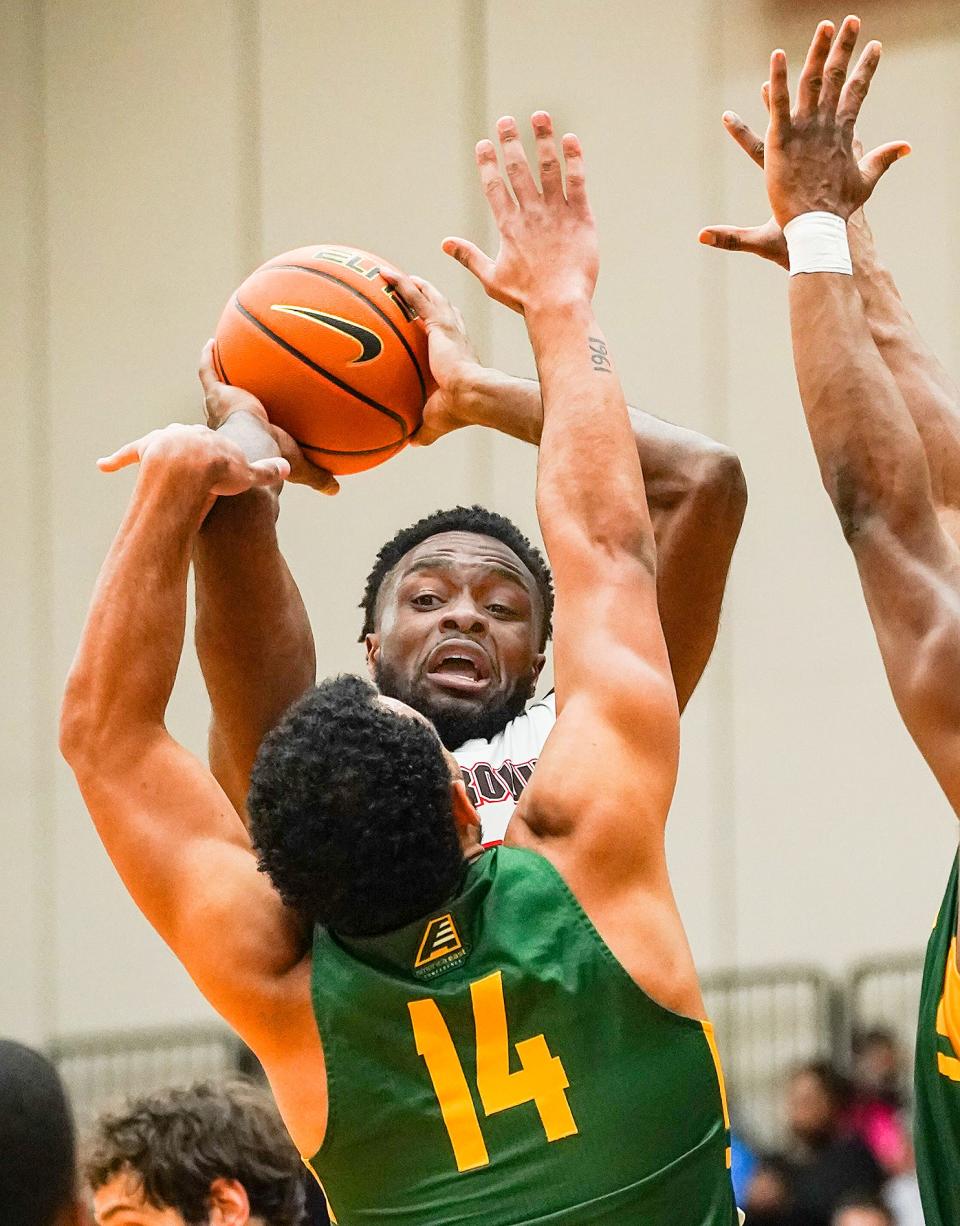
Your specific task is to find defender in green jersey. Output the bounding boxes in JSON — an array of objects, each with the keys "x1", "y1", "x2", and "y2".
[
  {"x1": 916, "y1": 858, "x2": 960, "y2": 1226},
  {"x1": 704, "y1": 17, "x2": 960, "y2": 1223},
  {"x1": 63, "y1": 112, "x2": 738, "y2": 1223}
]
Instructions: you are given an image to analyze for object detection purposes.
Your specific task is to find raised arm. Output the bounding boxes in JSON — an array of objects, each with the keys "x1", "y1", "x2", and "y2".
[
  {"x1": 763, "y1": 18, "x2": 960, "y2": 814},
  {"x1": 848, "y1": 213, "x2": 960, "y2": 532},
  {"x1": 443, "y1": 112, "x2": 679, "y2": 857},
  {"x1": 391, "y1": 277, "x2": 746, "y2": 712},
  {"x1": 193, "y1": 347, "x2": 335, "y2": 817},
  {"x1": 699, "y1": 71, "x2": 960, "y2": 540},
  {"x1": 59, "y1": 427, "x2": 309, "y2": 1053}
]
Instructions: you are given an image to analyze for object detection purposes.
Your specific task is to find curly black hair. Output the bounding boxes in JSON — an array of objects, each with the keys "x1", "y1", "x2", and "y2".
[
  {"x1": 359, "y1": 505, "x2": 554, "y2": 648},
  {"x1": 84, "y1": 1080, "x2": 304, "y2": 1226},
  {"x1": 249, "y1": 675, "x2": 464, "y2": 937}
]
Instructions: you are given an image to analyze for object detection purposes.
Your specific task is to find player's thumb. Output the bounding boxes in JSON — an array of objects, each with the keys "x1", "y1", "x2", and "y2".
[
  {"x1": 198, "y1": 339, "x2": 221, "y2": 394},
  {"x1": 442, "y1": 237, "x2": 493, "y2": 284},
  {"x1": 249, "y1": 457, "x2": 290, "y2": 485},
  {"x1": 860, "y1": 142, "x2": 911, "y2": 194},
  {"x1": 97, "y1": 442, "x2": 141, "y2": 472},
  {"x1": 699, "y1": 225, "x2": 766, "y2": 257}
]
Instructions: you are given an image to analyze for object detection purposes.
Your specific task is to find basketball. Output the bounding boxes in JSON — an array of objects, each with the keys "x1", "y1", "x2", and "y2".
[{"x1": 214, "y1": 244, "x2": 431, "y2": 474}]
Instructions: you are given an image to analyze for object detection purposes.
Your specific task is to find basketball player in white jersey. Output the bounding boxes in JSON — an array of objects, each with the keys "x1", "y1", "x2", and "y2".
[{"x1": 195, "y1": 269, "x2": 746, "y2": 840}]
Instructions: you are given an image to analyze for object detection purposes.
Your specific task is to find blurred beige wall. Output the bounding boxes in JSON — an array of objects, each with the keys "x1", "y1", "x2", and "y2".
[{"x1": 3, "y1": 0, "x2": 957, "y2": 1044}]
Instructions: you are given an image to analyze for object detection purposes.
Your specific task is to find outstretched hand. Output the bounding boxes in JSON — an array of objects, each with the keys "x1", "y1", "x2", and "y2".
[
  {"x1": 443, "y1": 111, "x2": 598, "y2": 315},
  {"x1": 699, "y1": 75, "x2": 901, "y2": 269},
  {"x1": 98, "y1": 423, "x2": 290, "y2": 500},
  {"x1": 763, "y1": 16, "x2": 909, "y2": 227},
  {"x1": 701, "y1": 16, "x2": 912, "y2": 261}
]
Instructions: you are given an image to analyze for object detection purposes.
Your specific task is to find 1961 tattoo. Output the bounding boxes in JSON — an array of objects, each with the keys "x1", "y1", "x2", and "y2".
[{"x1": 588, "y1": 336, "x2": 612, "y2": 373}]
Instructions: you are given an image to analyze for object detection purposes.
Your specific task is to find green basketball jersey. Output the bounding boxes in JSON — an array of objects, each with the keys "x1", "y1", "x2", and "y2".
[
  {"x1": 304, "y1": 845, "x2": 737, "y2": 1225},
  {"x1": 915, "y1": 849, "x2": 960, "y2": 1226}
]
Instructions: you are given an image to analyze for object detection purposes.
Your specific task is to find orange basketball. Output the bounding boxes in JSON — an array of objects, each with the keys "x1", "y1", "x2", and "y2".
[{"x1": 214, "y1": 244, "x2": 430, "y2": 474}]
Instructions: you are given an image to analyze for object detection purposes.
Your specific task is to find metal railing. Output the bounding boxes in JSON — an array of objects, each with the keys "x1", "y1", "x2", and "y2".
[
  {"x1": 846, "y1": 950, "x2": 926, "y2": 1060},
  {"x1": 49, "y1": 1023, "x2": 256, "y2": 1128},
  {"x1": 48, "y1": 951, "x2": 928, "y2": 1140},
  {"x1": 702, "y1": 964, "x2": 840, "y2": 1144}
]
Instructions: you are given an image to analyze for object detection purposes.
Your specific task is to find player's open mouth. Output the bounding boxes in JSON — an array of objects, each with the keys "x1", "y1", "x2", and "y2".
[{"x1": 424, "y1": 640, "x2": 493, "y2": 694}]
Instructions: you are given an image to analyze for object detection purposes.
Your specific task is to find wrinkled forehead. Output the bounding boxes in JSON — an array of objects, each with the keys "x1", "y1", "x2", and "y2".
[{"x1": 377, "y1": 531, "x2": 542, "y2": 617}]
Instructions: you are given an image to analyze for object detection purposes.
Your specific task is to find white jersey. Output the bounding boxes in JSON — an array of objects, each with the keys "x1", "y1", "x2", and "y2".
[{"x1": 453, "y1": 691, "x2": 556, "y2": 843}]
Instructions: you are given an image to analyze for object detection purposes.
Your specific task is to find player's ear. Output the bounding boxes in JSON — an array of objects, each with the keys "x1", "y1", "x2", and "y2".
[
  {"x1": 450, "y1": 778, "x2": 479, "y2": 836},
  {"x1": 529, "y1": 652, "x2": 547, "y2": 695},
  {"x1": 364, "y1": 633, "x2": 380, "y2": 680},
  {"x1": 207, "y1": 1177, "x2": 250, "y2": 1226}
]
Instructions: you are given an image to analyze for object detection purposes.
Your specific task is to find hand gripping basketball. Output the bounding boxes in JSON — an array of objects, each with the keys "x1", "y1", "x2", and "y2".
[
  {"x1": 443, "y1": 111, "x2": 598, "y2": 315},
  {"x1": 213, "y1": 244, "x2": 431, "y2": 475},
  {"x1": 198, "y1": 341, "x2": 340, "y2": 495},
  {"x1": 377, "y1": 267, "x2": 483, "y2": 448}
]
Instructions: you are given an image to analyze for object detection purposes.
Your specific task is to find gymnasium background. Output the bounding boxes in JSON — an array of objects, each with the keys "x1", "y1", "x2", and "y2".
[{"x1": 3, "y1": 0, "x2": 958, "y2": 1126}]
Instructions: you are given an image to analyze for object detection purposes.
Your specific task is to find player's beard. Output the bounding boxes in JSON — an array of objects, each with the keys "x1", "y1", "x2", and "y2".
[{"x1": 374, "y1": 657, "x2": 532, "y2": 750}]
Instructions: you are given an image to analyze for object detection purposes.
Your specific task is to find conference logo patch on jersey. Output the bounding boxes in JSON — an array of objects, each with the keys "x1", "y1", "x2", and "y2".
[{"x1": 414, "y1": 913, "x2": 466, "y2": 980}]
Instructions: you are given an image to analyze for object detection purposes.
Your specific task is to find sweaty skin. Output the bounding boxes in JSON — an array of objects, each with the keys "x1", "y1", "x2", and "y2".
[
  {"x1": 59, "y1": 115, "x2": 708, "y2": 1169},
  {"x1": 194, "y1": 293, "x2": 745, "y2": 816}
]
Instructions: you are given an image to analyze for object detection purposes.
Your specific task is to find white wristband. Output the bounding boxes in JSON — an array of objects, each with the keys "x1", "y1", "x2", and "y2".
[{"x1": 783, "y1": 211, "x2": 852, "y2": 277}]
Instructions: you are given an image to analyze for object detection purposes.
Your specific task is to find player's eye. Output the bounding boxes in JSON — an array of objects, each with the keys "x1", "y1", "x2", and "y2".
[
  {"x1": 488, "y1": 603, "x2": 516, "y2": 617},
  {"x1": 412, "y1": 593, "x2": 443, "y2": 608}
]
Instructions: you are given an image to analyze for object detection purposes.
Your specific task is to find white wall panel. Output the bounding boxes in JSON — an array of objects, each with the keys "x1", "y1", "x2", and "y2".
[
  {"x1": 1, "y1": 0, "x2": 52, "y2": 1043},
  {"x1": 258, "y1": 1, "x2": 496, "y2": 686},
  {"x1": 44, "y1": 0, "x2": 257, "y2": 1032},
  {"x1": 718, "y1": 0, "x2": 958, "y2": 968}
]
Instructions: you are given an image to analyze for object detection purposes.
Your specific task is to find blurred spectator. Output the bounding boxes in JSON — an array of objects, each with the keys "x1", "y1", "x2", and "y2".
[
  {"x1": 846, "y1": 1028, "x2": 912, "y2": 1175},
  {"x1": 0, "y1": 1038, "x2": 88, "y2": 1226},
  {"x1": 84, "y1": 1080, "x2": 305, "y2": 1226},
  {"x1": 832, "y1": 1195, "x2": 894, "y2": 1226},
  {"x1": 746, "y1": 1061, "x2": 885, "y2": 1226},
  {"x1": 743, "y1": 1154, "x2": 797, "y2": 1226},
  {"x1": 853, "y1": 1028, "x2": 904, "y2": 1104}
]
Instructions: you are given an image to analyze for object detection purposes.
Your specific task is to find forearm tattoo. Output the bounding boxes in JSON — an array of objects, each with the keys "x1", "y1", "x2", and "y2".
[{"x1": 588, "y1": 336, "x2": 612, "y2": 373}]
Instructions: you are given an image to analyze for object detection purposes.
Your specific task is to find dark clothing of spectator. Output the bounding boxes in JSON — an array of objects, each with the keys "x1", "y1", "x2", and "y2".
[
  {"x1": 782, "y1": 1134, "x2": 886, "y2": 1226},
  {"x1": 303, "y1": 1171, "x2": 332, "y2": 1226}
]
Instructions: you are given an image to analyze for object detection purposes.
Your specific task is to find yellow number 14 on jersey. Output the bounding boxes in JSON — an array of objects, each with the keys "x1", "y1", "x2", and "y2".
[{"x1": 408, "y1": 970, "x2": 579, "y2": 1172}]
